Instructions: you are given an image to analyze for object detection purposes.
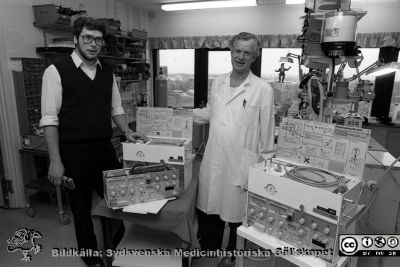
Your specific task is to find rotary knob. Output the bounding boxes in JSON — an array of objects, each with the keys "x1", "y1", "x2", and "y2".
[
  {"x1": 322, "y1": 238, "x2": 329, "y2": 245},
  {"x1": 172, "y1": 174, "x2": 177, "y2": 179},
  {"x1": 155, "y1": 176, "x2": 160, "y2": 182},
  {"x1": 155, "y1": 184, "x2": 161, "y2": 191},
  {"x1": 267, "y1": 227, "x2": 273, "y2": 233},
  {"x1": 110, "y1": 191, "x2": 116, "y2": 197},
  {"x1": 277, "y1": 231, "x2": 283, "y2": 238},
  {"x1": 323, "y1": 227, "x2": 330, "y2": 235},
  {"x1": 299, "y1": 218, "x2": 305, "y2": 225},
  {"x1": 172, "y1": 181, "x2": 177, "y2": 186},
  {"x1": 119, "y1": 189, "x2": 126, "y2": 196},
  {"x1": 139, "y1": 196, "x2": 144, "y2": 202},
  {"x1": 163, "y1": 175, "x2": 169, "y2": 180},
  {"x1": 278, "y1": 221, "x2": 284, "y2": 227},
  {"x1": 267, "y1": 217, "x2": 274, "y2": 223},
  {"x1": 313, "y1": 234, "x2": 319, "y2": 239},
  {"x1": 249, "y1": 208, "x2": 256, "y2": 215},
  {"x1": 173, "y1": 190, "x2": 178, "y2": 195},
  {"x1": 139, "y1": 187, "x2": 144, "y2": 192},
  {"x1": 310, "y1": 222, "x2": 318, "y2": 230},
  {"x1": 258, "y1": 212, "x2": 265, "y2": 219},
  {"x1": 297, "y1": 228, "x2": 305, "y2": 236},
  {"x1": 129, "y1": 188, "x2": 135, "y2": 194}
]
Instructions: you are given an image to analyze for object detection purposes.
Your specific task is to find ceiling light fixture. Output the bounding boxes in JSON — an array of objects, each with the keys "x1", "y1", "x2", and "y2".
[
  {"x1": 285, "y1": 0, "x2": 305, "y2": 5},
  {"x1": 161, "y1": 0, "x2": 257, "y2": 11},
  {"x1": 366, "y1": 62, "x2": 400, "y2": 76}
]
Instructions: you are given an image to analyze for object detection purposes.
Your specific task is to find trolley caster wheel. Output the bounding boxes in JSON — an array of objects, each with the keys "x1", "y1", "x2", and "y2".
[
  {"x1": 26, "y1": 206, "x2": 35, "y2": 217},
  {"x1": 59, "y1": 213, "x2": 70, "y2": 225}
]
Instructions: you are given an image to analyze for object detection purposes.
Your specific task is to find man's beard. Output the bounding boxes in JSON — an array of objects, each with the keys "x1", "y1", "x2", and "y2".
[{"x1": 76, "y1": 44, "x2": 98, "y2": 62}]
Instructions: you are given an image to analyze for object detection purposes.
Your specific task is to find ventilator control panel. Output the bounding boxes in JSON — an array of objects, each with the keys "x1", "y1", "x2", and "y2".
[
  {"x1": 103, "y1": 165, "x2": 179, "y2": 208},
  {"x1": 245, "y1": 192, "x2": 338, "y2": 263}
]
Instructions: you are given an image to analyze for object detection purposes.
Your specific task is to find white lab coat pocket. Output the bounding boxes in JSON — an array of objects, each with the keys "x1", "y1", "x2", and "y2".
[
  {"x1": 234, "y1": 149, "x2": 260, "y2": 186},
  {"x1": 240, "y1": 106, "x2": 258, "y2": 129}
]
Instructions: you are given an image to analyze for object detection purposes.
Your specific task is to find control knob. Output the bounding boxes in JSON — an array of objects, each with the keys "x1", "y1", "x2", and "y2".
[
  {"x1": 322, "y1": 238, "x2": 329, "y2": 245},
  {"x1": 277, "y1": 231, "x2": 283, "y2": 238},
  {"x1": 323, "y1": 227, "x2": 330, "y2": 235},
  {"x1": 310, "y1": 222, "x2": 318, "y2": 230},
  {"x1": 297, "y1": 228, "x2": 305, "y2": 236}
]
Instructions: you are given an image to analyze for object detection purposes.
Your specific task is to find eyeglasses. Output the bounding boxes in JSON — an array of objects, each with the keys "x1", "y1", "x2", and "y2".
[{"x1": 80, "y1": 35, "x2": 104, "y2": 46}]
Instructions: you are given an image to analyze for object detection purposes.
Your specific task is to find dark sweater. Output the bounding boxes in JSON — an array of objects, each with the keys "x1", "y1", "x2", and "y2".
[{"x1": 53, "y1": 56, "x2": 113, "y2": 146}]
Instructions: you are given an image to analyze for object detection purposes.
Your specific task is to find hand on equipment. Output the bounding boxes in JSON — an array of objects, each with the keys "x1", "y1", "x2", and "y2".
[{"x1": 124, "y1": 129, "x2": 148, "y2": 144}]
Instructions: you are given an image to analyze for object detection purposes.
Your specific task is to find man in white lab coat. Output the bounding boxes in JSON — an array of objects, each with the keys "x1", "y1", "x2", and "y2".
[{"x1": 194, "y1": 32, "x2": 275, "y2": 265}]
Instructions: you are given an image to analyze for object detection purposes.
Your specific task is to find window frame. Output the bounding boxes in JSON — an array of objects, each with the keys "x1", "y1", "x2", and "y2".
[{"x1": 153, "y1": 47, "x2": 398, "y2": 121}]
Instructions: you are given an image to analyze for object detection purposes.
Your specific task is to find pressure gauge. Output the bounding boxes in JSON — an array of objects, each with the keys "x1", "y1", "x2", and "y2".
[{"x1": 265, "y1": 184, "x2": 277, "y2": 195}]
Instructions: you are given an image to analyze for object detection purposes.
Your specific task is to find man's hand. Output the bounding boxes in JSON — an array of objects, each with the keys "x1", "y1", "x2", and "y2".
[
  {"x1": 48, "y1": 161, "x2": 65, "y2": 186},
  {"x1": 125, "y1": 131, "x2": 148, "y2": 144}
]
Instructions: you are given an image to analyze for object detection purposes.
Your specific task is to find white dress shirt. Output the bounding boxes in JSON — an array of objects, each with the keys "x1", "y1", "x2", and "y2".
[{"x1": 39, "y1": 51, "x2": 125, "y2": 127}]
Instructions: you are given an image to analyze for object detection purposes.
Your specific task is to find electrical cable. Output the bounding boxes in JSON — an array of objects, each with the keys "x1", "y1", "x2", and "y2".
[
  {"x1": 284, "y1": 165, "x2": 341, "y2": 187},
  {"x1": 367, "y1": 152, "x2": 400, "y2": 188},
  {"x1": 356, "y1": 153, "x2": 400, "y2": 229},
  {"x1": 357, "y1": 186, "x2": 377, "y2": 221}
]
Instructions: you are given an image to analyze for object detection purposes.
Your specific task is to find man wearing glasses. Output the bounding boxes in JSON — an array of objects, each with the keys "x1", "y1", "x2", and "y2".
[{"x1": 40, "y1": 17, "x2": 141, "y2": 267}]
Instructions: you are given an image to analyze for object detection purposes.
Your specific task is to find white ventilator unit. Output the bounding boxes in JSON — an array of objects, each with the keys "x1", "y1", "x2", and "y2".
[
  {"x1": 122, "y1": 136, "x2": 192, "y2": 165},
  {"x1": 245, "y1": 118, "x2": 370, "y2": 265},
  {"x1": 122, "y1": 107, "x2": 195, "y2": 190}
]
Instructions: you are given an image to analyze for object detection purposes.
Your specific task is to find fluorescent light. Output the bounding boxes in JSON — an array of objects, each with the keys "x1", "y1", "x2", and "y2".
[
  {"x1": 286, "y1": 0, "x2": 304, "y2": 5},
  {"x1": 366, "y1": 62, "x2": 400, "y2": 76},
  {"x1": 161, "y1": 0, "x2": 257, "y2": 11}
]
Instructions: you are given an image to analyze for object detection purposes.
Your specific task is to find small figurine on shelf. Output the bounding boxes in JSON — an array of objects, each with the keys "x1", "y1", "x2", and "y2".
[{"x1": 275, "y1": 63, "x2": 291, "y2": 83}]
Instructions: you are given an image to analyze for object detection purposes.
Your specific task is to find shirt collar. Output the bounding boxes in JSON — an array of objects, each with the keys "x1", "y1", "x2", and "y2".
[
  {"x1": 71, "y1": 50, "x2": 102, "y2": 69},
  {"x1": 224, "y1": 71, "x2": 253, "y2": 87}
]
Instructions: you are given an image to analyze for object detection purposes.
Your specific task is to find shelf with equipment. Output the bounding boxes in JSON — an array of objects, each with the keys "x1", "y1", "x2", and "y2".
[
  {"x1": 11, "y1": 57, "x2": 48, "y2": 136},
  {"x1": 33, "y1": 20, "x2": 151, "y2": 127},
  {"x1": 101, "y1": 32, "x2": 150, "y2": 121}
]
